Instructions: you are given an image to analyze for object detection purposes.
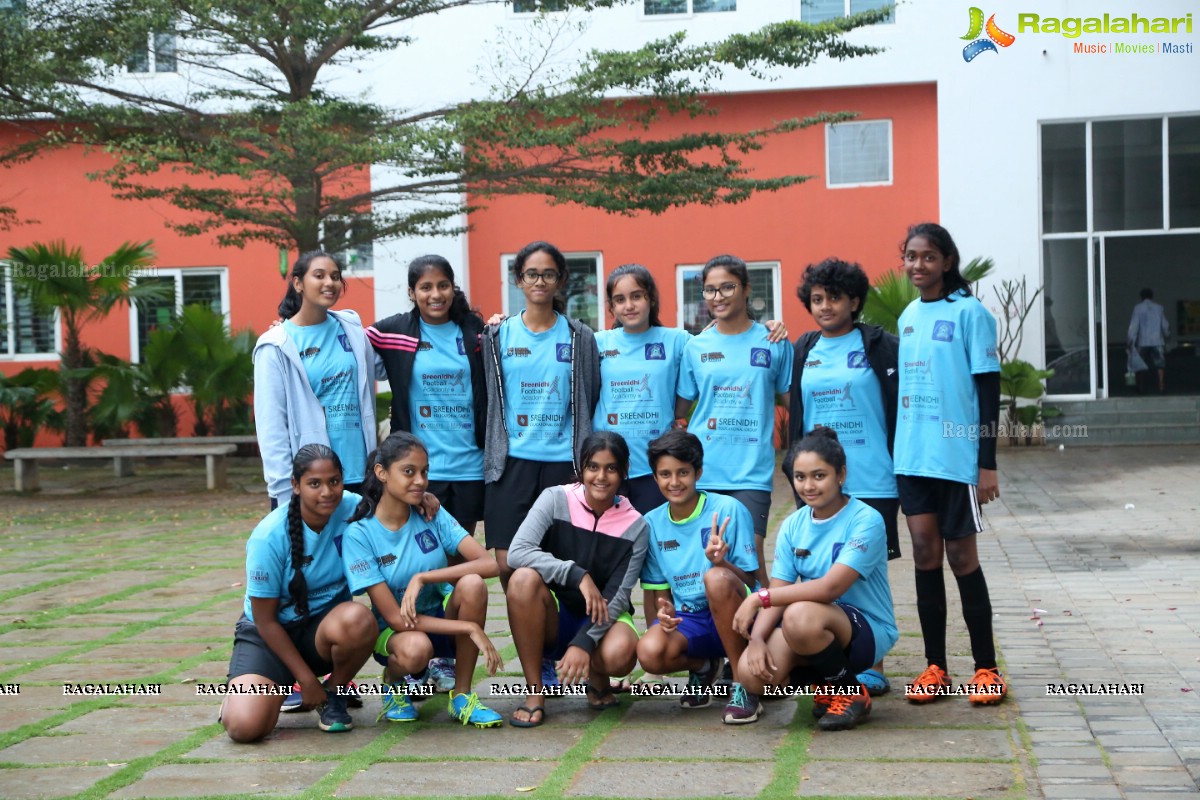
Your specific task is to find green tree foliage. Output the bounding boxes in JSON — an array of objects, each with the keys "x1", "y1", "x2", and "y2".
[
  {"x1": 859, "y1": 258, "x2": 995, "y2": 334},
  {"x1": 2, "y1": 240, "x2": 169, "y2": 445},
  {"x1": 0, "y1": 367, "x2": 63, "y2": 451},
  {"x1": 0, "y1": 0, "x2": 889, "y2": 253}
]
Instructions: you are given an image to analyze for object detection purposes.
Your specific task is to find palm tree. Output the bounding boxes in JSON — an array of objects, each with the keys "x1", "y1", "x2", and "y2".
[
  {"x1": 859, "y1": 257, "x2": 995, "y2": 334},
  {"x1": 4, "y1": 240, "x2": 169, "y2": 446}
]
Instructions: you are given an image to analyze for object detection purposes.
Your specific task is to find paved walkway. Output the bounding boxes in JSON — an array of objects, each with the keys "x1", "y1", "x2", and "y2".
[{"x1": 0, "y1": 446, "x2": 1196, "y2": 799}]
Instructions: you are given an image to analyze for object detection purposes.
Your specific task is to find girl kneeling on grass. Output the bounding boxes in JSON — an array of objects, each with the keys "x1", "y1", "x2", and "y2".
[
  {"x1": 223, "y1": 445, "x2": 377, "y2": 742},
  {"x1": 730, "y1": 428, "x2": 897, "y2": 730},
  {"x1": 342, "y1": 432, "x2": 504, "y2": 727}
]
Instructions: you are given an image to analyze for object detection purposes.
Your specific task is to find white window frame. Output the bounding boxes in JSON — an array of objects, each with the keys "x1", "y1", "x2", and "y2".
[
  {"x1": 128, "y1": 268, "x2": 230, "y2": 363},
  {"x1": 640, "y1": 0, "x2": 737, "y2": 20},
  {"x1": 0, "y1": 269, "x2": 60, "y2": 361},
  {"x1": 510, "y1": 0, "x2": 568, "y2": 15},
  {"x1": 126, "y1": 30, "x2": 178, "y2": 74},
  {"x1": 500, "y1": 250, "x2": 604, "y2": 331},
  {"x1": 825, "y1": 119, "x2": 893, "y2": 189},
  {"x1": 800, "y1": 0, "x2": 895, "y2": 24},
  {"x1": 675, "y1": 261, "x2": 783, "y2": 333}
]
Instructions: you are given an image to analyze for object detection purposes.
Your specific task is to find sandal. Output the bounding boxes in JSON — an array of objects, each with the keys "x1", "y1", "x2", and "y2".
[
  {"x1": 609, "y1": 677, "x2": 635, "y2": 694},
  {"x1": 586, "y1": 682, "x2": 620, "y2": 711},
  {"x1": 858, "y1": 668, "x2": 891, "y2": 697},
  {"x1": 509, "y1": 704, "x2": 546, "y2": 728}
]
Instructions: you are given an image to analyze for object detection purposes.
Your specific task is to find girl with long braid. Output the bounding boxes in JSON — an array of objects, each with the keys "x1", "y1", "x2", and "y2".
[
  {"x1": 341, "y1": 432, "x2": 504, "y2": 727},
  {"x1": 222, "y1": 445, "x2": 377, "y2": 742}
]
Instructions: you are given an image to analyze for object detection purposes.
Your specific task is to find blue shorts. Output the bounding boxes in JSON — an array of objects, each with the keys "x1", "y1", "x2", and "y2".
[
  {"x1": 787, "y1": 602, "x2": 878, "y2": 685},
  {"x1": 547, "y1": 604, "x2": 638, "y2": 661},
  {"x1": 650, "y1": 608, "x2": 725, "y2": 660}
]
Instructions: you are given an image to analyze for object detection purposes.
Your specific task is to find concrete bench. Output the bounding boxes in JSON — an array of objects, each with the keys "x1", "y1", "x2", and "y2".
[
  {"x1": 4, "y1": 444, "x2": 238, "y2": 492},
  {"x1": 102, "y1": 436, "x2": 258, "y2": 447}
]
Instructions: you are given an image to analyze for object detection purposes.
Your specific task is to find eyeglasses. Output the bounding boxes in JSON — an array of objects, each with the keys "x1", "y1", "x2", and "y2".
[
  {"x1": 520, "y1": 270, "x2": 561, "y2": 286},
  {"x1": 701, "y1": 282, "x2": 739, "y2": 299}
]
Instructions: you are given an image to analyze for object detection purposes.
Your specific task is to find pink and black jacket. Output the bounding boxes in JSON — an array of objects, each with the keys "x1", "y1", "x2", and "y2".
[{"x1": 508, "y1": 483, "x2": 649, "y2": 654}]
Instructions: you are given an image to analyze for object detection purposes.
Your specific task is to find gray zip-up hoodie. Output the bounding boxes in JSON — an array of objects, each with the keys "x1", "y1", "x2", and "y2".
[
  {"x1": 252, "y1": 309, "x2": 379, "y2": 504},
  {"x1": 481, "y1": 314, "x2": 600, "y2": 484}
]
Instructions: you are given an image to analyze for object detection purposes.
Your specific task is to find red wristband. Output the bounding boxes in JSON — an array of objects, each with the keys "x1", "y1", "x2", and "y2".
[{"x1": 757, "y1": 589, "x2": 771, "y2": 609}]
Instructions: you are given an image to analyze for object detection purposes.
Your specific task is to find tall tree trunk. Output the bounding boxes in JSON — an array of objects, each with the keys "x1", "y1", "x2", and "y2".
[{"x1": 62, "y1": 331, "x2": 88, "y2": 447}]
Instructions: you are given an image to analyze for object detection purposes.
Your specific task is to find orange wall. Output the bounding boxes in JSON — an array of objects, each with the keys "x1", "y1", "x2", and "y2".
[
  {"x1": 465, "y1": 83, "x2": 938, "y2": 334},
  {"x1": 0, "y1": 130, "x2": 375, "y2": 379}
]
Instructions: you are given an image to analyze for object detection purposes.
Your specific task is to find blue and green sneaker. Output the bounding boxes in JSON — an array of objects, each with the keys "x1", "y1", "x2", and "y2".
[
  {"x1": 379, "y1": 673, "x2": 418, "y2": 723},
  {"x1": 448, "y1": 691, "x2": 503, "y2": 728}
]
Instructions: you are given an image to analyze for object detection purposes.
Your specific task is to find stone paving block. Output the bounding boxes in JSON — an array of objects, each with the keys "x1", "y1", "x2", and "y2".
[
  {"x1": 85, "y1": 642, "x2": 221, "y2": 661},
  {"x1": 17, "y1": 660, "x2": 175, "y2": 683},
  {"x1": 56, "y1": 704, "x2": 216, "y2": 733},
  {"x1": 797, "y1": 761, "x2": 1017, "y2": 798},
  {"x1": 389, "y1": 723, "x2": 582, "y2": 760},
  {"x1": 0, "y1": 730, "x2": 186, "y2": 764},
  {"x1": 1037, "y1": 763, "x2": 1115, "y2": 780},
  {"x1": 1033, "y1": 744, "x2": 1106, "y2": 760},
  {"x1": 112, "y1": 761, "x2": 335, "y2": 798},
  {"x1": 336, "y1": 761, "x2": 556, "y2": 797},
  {"x1": 127, "y1": 625, "x2": 231, "y2": 642},
  {"x1": 477, "y1": 696, "x2": 626, "y2": 727},
  {"x1": 0, "y1": 765, "x2": 115, "y2": 799},
  {"x1": 0, "y1": 646, "x2": 73, "y2": 664},
  {"x1": 619, "y1": 695, "x2": 797, "y2": 728},
  {"x1": 0, "y1": 627, "x2": 121, "y2": 645},
  {"x1": 1040, "y1": 786, "x2": 1125, "y2": 800},
  {"x1": 173, "y1": 605, "x2": 245, "y2": 626},
  {"x1": 569, "y1": 760, "x2": 772, "y2": 797},
  {"x1": 808, "y1": 727, "x2": 1013, "y2": 761},
  {"x1": 1114, "y1": 766, "x2": 1200, "y2": 788},
  {"x1": 868, "y1": 696, "x2": 1011, "y2": 728},
  {"x1": 53, "y1": 612, "x2": 165, "y2": 626},
  {"x1": 186, "y1": 724, "x2": 380, "y2": 759},
  {"x1": 594, "y1": 724, "x2": 781, "y2": 759}
]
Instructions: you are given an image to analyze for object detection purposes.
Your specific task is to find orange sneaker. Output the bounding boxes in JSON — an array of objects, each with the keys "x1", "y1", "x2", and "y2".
[
  {"x1": 817, "y1": 684, "x2": 871, "y2": 731},
  {"x1": 906, "y1": 664, "x2": 951, "y2": 704},
  {"x1": 967, "y1": 668, "x2": 1007, "y2": 705},
  {"x1": 810, "y1": 685, "x2": 834, "y2": 719}
]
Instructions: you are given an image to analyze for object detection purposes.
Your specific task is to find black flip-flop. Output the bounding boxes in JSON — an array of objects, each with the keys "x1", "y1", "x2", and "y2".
[
  {"x1": 510, "y1": 704, "x2": 546, "y2": 728},
  {"x1": 586, "y1": 683, "x2": 620, "y2": 711}
]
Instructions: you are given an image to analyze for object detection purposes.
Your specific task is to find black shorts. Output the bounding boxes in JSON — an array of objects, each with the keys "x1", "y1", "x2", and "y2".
[
  {"x1": 621, "y1": 474, "x2": 666, "y2": 515},
  {"x1": 860, "y1": 497, "x2": 901, "y2": 561},
  {"x1": 227, "y1": 609, "x2": 335, "y2": 687},
  {"x1": 708, "y1": 488, "x2": 771, "y2": 538},
  {"x1": 788, "y1": 601, "x2": 878, "y2": 684},
  {"x1": 483, "y1": 457, "x2": 577, "y2": 550},
  {"x1": 896, "y1": 475, "x2": 983, "y2": 540},
  {"x1": 426, "y1": 479, "x2": 485, "y2": 530}
]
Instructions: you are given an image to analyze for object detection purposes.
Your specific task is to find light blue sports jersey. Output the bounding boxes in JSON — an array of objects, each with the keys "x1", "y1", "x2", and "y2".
[
  {"x1": 409, "y1": 319, "x2": 484, "y2": 481},
  {"x1": 641, "y1": 492, "x2": 758, "y2": 613},
  {"x1": 341, "y1": 507, "x2": 468, "y2": 630},
  {"x1": 678, "y1": 323, "x2": 792, "y2": 492},
  {"x1": 771, "y1": 499, "x2": 897, "y2": 665},
  {"x1": 594, "y1": 326, "x2": 690, "y2": 479},
  {"x1": 894, "y1": 291, "x2": 1000, "y2": 485},
  {"x1": 243, "y1": 492, "x2": 360, "y2": 625},
  {"x1": 801, "y1": 330, "x2": 897, "y2": 499},
  {"x1": 499, "y1": 313, "x2": 573, "y2": 462},
  {"x1": 284, "y1": 317, "x2": 366, "y2": 484}
]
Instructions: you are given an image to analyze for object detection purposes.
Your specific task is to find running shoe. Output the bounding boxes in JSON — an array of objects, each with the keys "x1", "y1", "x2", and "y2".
[
  {"x1": 967, "y1": 667, "x2": 1008, "y2": 705},
  {"x1": 540, "y1": 658, "x2": 560, "y2": 689},
  {"x1": 810, "y1": 684, "x2": 834, "y2": 719},
  {"x1": 280, "y1": 683, "x2": 304, "y2": 713},
  {"x1": 906, "y1": 664, "x2": 952, "y2": 704},
  {"x1": 428, "y1": 658, "x2": 457, "y2": 693},
  {"x1": 379, "y1": 684, "x2": 419, "y2": 723},
  {"x1": 721, "y1": 683, "x2": 762, "y2": 725},
  {"x1": 448, "y1": 691, "x2": 503, "y2": 728},
  {"x1": 344, "y1": 679, "x2": 364, "y2": 709},
  {"x1": 816, "y1": 684, "x2": 871, "y2": 731},
  {"x1": 317, "y1": 681, "x2": 353, "y2": 732},
  {"x1": 406, "y1": 669, "x2": 431, "y2": 703},
  {"x1": 681, "y1": 657, "x2": 723, "y2": 709}
]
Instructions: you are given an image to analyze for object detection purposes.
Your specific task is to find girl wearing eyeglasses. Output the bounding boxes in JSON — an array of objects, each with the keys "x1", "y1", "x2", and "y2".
[
  {"x1": 676, "y1": 255, "x2": 793, "y2": 588},
  {"x1": 482, "y1": 240, "x2": 601, "y2": 599}
]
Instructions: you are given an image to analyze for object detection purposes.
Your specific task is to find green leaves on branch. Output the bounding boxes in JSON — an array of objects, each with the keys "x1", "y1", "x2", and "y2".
[{"x1": 859, "y1": 258, "x2": 995, "y2": 335}]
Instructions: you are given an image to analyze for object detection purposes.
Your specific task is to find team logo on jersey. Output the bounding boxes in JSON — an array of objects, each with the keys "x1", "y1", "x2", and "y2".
[
  {"x1": 556, "y1": 343, "x2": 573, "y2": 362},
  {"x1": 750, "y1": 348, "x2": 771, "y2": 368},
  {"x1": 415, "y1": 530, "x2": 438, "y2": 554},
  {"x1": 700, "y1": 352, "x2": 725, "y2": 363},
  {"x1": 805, "y1": 359, "x2": 822, "y2": 368},
  {"x1": 348, "y1": 559, "x2": 370, "y2": 575},
  {"x1": 902, "y1": 326, "x2": 914, "y2": 336},
  {"x1": 602, "y1": 348, "x2": 620, "y2": 359},
  {"x1": 986, "y1": 346, "x2": 998, "y2": 359},
  {"x1": 794, "y1": 548, "x2": 811, "y2": 559},
  {"x1": 417, "y1": 341, "x2": 433, "y2": 351},
  {"x1": 846, "y1": 537, "x2": 869, "y2": 553},
  {"x1": 932, "y1": 321, "x2": 956, "y2": 342},
  {"x1": 517, "y1": 414, "x2": 529, "y2": 427},
  {"x1": 419, "y1": 406, "x2": 432, "y2": 418},
  {"x1": 644, "y1": 343, "x2": 666, "y2": 360},
  {"x1": 506, "y1": 347, "x2": 531, "y2": 358},
  {"x1": 847, "y1": 352, "x2": 868, "y2": 369},
  {"x1": 902, "y1": 396, "x2": 910, "y2": 408},
  {"x1": 249, "y1": 569, "x2": 270, "y2": 583},
  {"x1": 707, "y1": 418, "x2": 718, "y2": 430},
  {"x1": 658, "y1": 539, "x2": 680, "y2": 552},
  {"x1": 337, "y1": 333, "x2": 352, "y2": 352},
  {"x1": 700, "y1": 526, "x2": 713, "y2": 548},
  {"x1": 376, "y1": 553, "x2": 397, "y2": 567},
  {"x1": 299, "y1": 346, "x2": 321, "y2": 359},
  {"x1": 456, "y1": 337, "x2": 466, "y2": 355},
  {"x1": 607, "y1": 413, "x2": 619, "y2": 425}
]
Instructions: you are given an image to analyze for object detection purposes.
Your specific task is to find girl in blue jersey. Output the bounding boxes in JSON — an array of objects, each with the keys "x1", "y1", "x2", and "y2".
[
  {"x1": 341, "y1": 431, "x2": 505, "y2": 728},
  {"x1": 222, "y1": 445, "x2": 377, "y2": 742},
  {"x1": 791, "y1": 258, "x2": 900, "y2": 696},
  {"x1": 677, "y1": 255, "x2": 793, "y2": 588},
  {"x1": 482, "y1": 241, "x2": 600, "y2": 591},
  {"x1": 730, "y1": 428, "x2": 897, "y2": 730},
  {"x1": 893, "y1": 223, "x2": 1005, "y2": 705},
  {"x1": 254, "y1": 251, "x2": 378, "y2": 509}
]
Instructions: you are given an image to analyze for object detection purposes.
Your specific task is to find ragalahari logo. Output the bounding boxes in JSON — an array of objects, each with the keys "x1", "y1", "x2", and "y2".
[{"x1": 962, "y1": 7, "x2": 1016, "y2": 61}]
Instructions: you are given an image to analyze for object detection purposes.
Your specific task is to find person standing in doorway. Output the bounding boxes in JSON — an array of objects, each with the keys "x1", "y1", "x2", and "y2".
[{"x1": 1127, "y1": 288, "x2": 1170, "y2": 394}]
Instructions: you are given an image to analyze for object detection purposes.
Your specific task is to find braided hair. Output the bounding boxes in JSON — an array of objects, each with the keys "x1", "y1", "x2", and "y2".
[{"x1": 286, "y1": 443, "x2": 343, "y2": 618}]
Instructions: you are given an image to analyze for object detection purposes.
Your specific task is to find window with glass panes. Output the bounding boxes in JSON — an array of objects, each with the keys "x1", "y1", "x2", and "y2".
[
  {"x1": 644, "y1": 0, "x2": 735, "y2": 16},
  {"x1": 132, "y1": 270, "x2": 226, "y2": 362},
  {"x1": 802, "y1": 0, "x2": 893, "y2": 23},
  {"x1": 0, "y1": 270, "x2": 57, "y2": 357}
]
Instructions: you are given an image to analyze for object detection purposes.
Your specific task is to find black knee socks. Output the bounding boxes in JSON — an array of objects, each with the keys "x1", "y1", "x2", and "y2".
[
  {"x1": 956, "y1": 566, "x2": 997, "y2": 671},
  {"x1": 915, "y1": 567, "x2": 948, "y2": 670},
  {"x1": 805, "y1": 638, "x2": 856, "y2": 688}
]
